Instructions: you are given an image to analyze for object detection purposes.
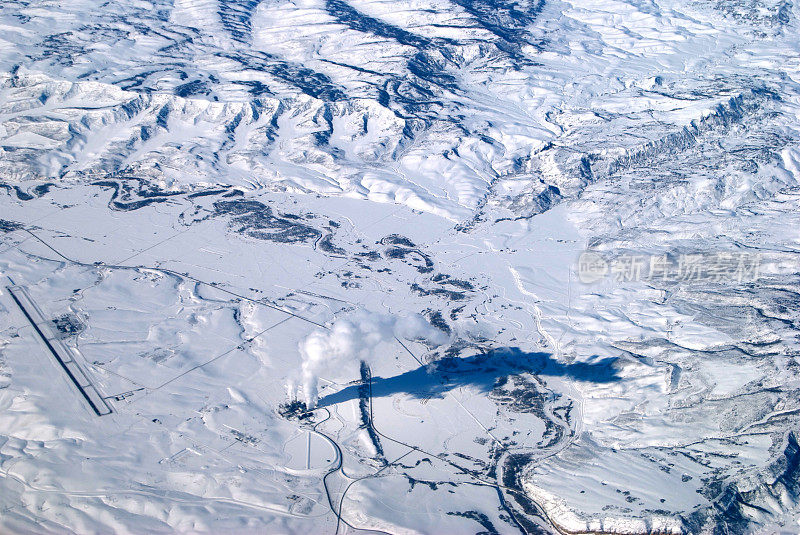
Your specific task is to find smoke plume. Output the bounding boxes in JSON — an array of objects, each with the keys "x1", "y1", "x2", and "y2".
[{"x1": 288, "y1": 311, "x2": 447, "y2": 407}]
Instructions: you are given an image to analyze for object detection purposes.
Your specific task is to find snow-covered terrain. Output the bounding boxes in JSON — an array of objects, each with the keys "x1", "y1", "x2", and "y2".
[{"x1": 1, "y1": 0, "x2": 799, "y2": 533}]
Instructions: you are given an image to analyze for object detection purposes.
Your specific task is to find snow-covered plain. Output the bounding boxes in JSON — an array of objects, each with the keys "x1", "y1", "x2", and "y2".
[{"x1": 1, "y1": 0, "x2": 800, "y2": 533}]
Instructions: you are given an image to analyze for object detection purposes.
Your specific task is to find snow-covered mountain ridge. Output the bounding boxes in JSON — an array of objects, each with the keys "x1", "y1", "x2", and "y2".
[{"x1": 1, "y1": 0, "x2": 800, "y2": 533}]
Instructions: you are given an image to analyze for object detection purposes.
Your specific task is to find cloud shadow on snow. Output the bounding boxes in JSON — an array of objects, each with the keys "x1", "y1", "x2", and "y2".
[{"x1": 316, "y1": 347, "x2": 621, "y2": 407}]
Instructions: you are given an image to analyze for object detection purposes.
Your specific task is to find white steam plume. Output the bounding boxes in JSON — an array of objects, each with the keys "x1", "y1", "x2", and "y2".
[{"x1": 289, "y1": 311, "x2": 447, "y2": 408}]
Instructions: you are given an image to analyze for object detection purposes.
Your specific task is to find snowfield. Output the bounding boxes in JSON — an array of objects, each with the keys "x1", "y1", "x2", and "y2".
[{"x1": 1, "y1": 0, "x2": 799, "y2": 533}]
